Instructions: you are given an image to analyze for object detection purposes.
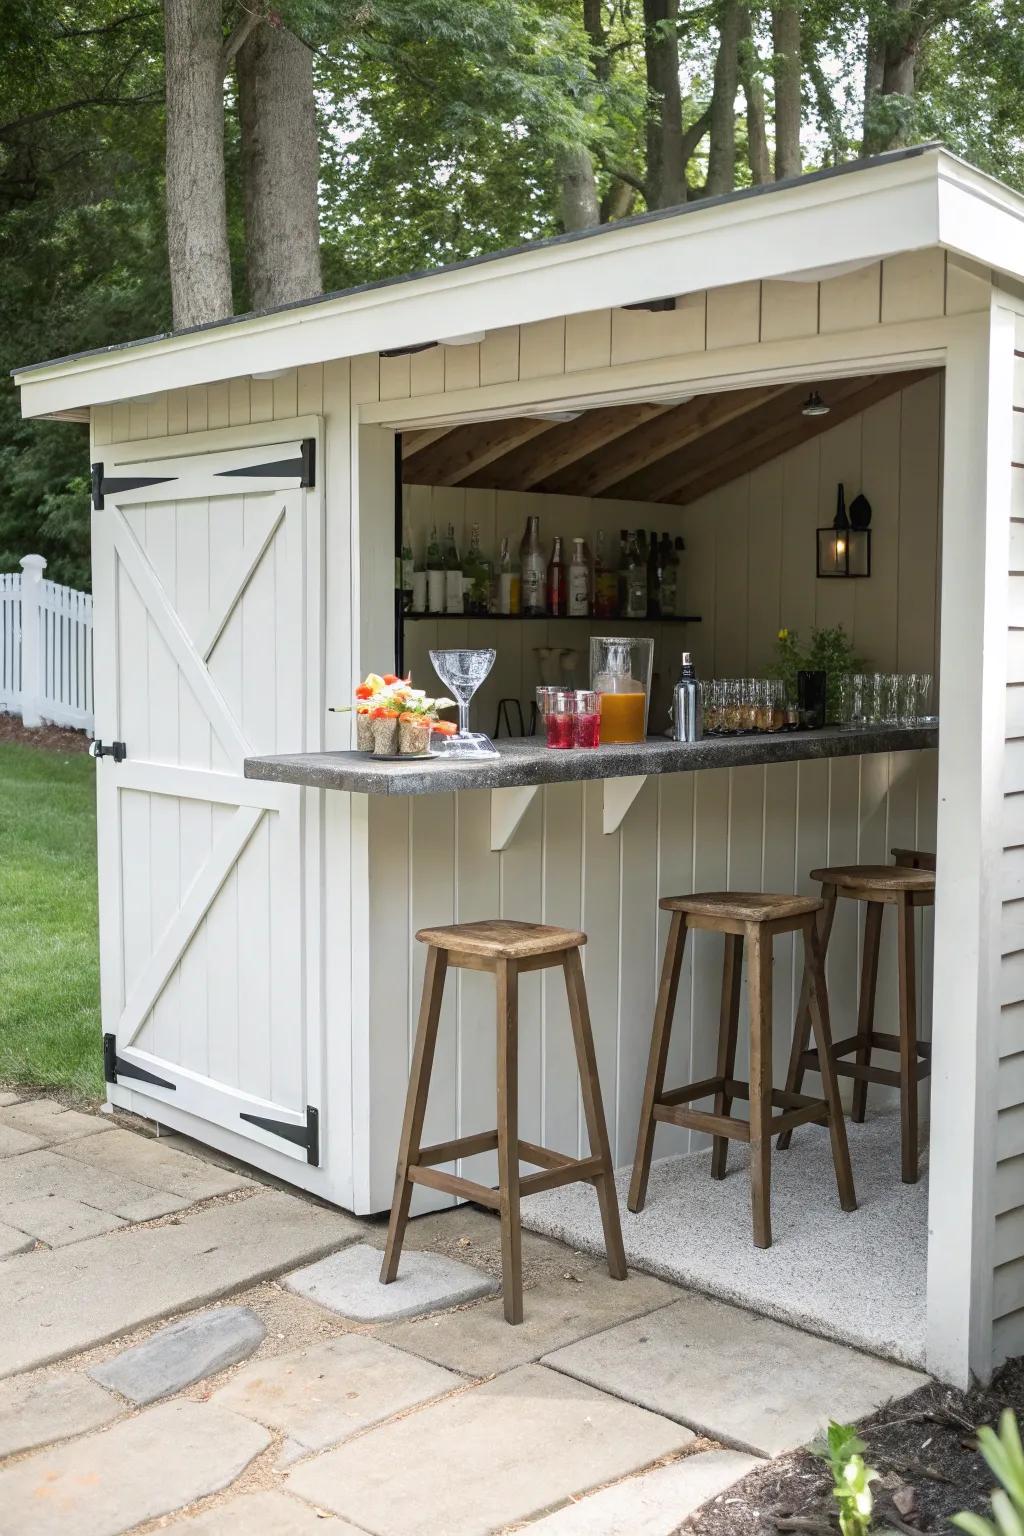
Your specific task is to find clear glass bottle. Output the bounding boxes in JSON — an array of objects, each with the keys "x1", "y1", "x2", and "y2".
[
  {"x1": 617, "y1": 528, "x2": 629, "y2": 616},
  {"x1": 672, "y1": 651, "x2": 702, "y2": 742},
  {"x1": 426, "y1": 525, "x2": 445, "y2": 615},
  {"x1": 520, "y1": 514, "x2": 546, "y2": 616},
  {"x1": 547, "y1": 535, "x2": 567, "y2": 617},
  {"x1": 647, "y1": 529, "x2": 661, "y2": 619},
  {"x1": 463, "y1": 523, "x2": 491, "y2": 615},
  {"x1": 497, "y1": 535, "x2": 521, "y2": 615},
  {"x1": 444, "y1": 522, "x2": 463, "y2": 614},
  {"x1": 593, "y1": 530, "x2": 616, "y2": 619},
  {"x1": 624, "y1": 533, "x2": 647, "y2": 619},
  {"x1": 658, "y1": 534, "x2": 678, "y2": 618},
  {"x1": 400, "y1": 517, "x2": 415, "y2": 613},
  {"x1": 569, "y1": 536, "x2": 591, "y2": 616}
]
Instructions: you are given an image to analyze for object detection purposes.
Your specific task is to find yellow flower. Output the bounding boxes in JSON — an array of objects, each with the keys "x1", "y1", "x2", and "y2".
[{"x1": 777, "y1": 628, "x2": 790, "y2": 641}]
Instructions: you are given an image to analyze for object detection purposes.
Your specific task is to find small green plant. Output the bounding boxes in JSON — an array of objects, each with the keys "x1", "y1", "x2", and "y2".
[
  {"x1": 769, "y1": 624, "x2": 868, "y2": 722},
  {"x1": 953, "y1": 1409, "x2": 1024, "y2": 1536},
  {"x1": 812, "y1": 1421, "x2": 879, "y2": 1536}
]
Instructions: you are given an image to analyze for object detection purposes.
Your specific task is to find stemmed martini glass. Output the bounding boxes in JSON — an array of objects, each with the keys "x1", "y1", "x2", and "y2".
[{"x1": 429, "y1": 648, "x2": 499, "y2": 759}]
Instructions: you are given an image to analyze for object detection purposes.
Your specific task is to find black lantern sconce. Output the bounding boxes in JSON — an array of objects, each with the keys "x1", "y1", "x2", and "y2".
[{"x1": 817, "y1": 483, "x2": 871, "y2": 578}]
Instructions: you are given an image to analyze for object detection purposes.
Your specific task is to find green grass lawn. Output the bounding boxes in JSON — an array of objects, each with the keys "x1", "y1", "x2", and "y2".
[{"x1": 0, "y1": 742, "x2": 104, "y2": 1098}]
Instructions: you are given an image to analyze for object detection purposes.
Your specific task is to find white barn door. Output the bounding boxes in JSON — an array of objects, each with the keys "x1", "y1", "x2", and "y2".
[{"x1": 90, "y1": 420, "x2": 324, "y2": 1173}]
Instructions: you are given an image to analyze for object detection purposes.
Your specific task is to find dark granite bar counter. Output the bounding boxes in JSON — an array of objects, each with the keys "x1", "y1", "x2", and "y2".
[{"x1": 245, "y1": 724, "x2": 937, "y2": 797}]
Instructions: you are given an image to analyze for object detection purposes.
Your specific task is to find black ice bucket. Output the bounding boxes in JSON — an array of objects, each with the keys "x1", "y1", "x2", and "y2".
[{"x1": 797, "y1": 670, "x2": 827, "y2": 730}]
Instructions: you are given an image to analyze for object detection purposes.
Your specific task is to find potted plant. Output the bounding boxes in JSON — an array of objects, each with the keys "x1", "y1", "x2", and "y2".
[{"x1": 768, "y1": 626, "x2": 867, "y2": 725}]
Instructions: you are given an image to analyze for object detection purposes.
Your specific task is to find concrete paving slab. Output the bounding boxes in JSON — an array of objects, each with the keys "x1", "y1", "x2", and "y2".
[
  {"x1": 213, "y1": 1334, "x2": 459, "y2": 1456},
  {"x1": 0, "y1": 1124, "x2": 42, "y2": 1158},
  {"x1": 541, "y1": 1292, "x2": 930, "y2": 1457},
  {"x1": 0, "y1": 1399, "x2": 269, "y2": 1536},
  {"x1": 89, "y1": 1306, "x2": 265, "y2": 1404},
  {"x1": 1, "y1": 1196, "x2": 125, "y2": 1247},
  {"x1": 0, "y1": 1371, "x2": 121, "y2": 1459},
  {"x1": 52, "y1": 1128, "x2": 252, "y2": 1200},
  {"x1": 0, "y1": 1100, "x2": 109, "y2": 1144},
  {"x1": 0, "y1": 1223, "x2": 34, "y2": 1260},
  {"x1": 521, "y1": 1450, "x2": 760, "y2": 1533},
  {"x1": 285, "y1": 1242, "x2": 498, "y2": 1321},
  {"x1": 379, "y1": 1268, "x2": 678, "y2": 1376},
  {"x1": 287, "y1": 1363, "x2": 693, "y2": 1536},
  {"x1": 366, "y1": 1205, "x2": 602, "y2": 1283},
  {"x1": 159, "y1": 1490, "x2": 364, "y2": 1534},
  {"x1": 0, "y1": 1190, "x2": 362, "y2": 1377},
  {"x1": 0, "y1": 1148, "x2": 190, "y2": 1223},
  {"x1": 0, "y1": 1096, "x2": 20, "y2": 1109}
]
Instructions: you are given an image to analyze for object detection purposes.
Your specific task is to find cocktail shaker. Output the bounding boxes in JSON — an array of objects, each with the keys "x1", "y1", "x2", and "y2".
[{"x1": 672, "y1": 652, "x2": 702, "y2": 742}]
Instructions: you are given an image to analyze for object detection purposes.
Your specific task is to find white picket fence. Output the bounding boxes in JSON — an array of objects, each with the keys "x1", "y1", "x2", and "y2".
[{"x1": 0, "y1": 555, "x2": 94, "y2": 732}]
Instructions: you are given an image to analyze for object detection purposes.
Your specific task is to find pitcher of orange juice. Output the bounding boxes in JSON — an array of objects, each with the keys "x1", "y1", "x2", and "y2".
[{"x1": 590, "y1": 637, "x2": 653, "y2": 744}]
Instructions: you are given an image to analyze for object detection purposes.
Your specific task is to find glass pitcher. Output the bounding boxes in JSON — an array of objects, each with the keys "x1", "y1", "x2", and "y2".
[{"x1": 590, "y1": 636, "x2": 653, "y2": 744}]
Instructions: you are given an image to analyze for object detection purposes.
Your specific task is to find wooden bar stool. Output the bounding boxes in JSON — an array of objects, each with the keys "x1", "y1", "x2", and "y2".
[
  {"x1": 380, "y1": 919, "x2": 627, "y2": 1323},
  {"x1": 778, "y1": 863, "x2": 936, "y2": 1183},
  {"x1": 628, "y1": 893, "x2": 856, "y2": 1249}
]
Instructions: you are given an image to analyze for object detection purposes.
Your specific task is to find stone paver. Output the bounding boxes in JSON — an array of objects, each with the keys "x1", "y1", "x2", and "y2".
[
  {"x1": 0, "y1": 1124, "x2": 42, "y2": 1159},
  {"x1": 379, "y1": 1268, "x2": 678, "y2": 1376},
  {"x1": 0, "y1": 1100, "x2": 109, "y2": 1144},
  {"x1": 521, "y1": 1449, "x2": 760, "y2": 1534},
  {"x1": 0, "y1": 1371, "x2": 121, "y2": 1459},
  {"x1": 159, "y1": 1490, "x2": 364, "y2": 1534},
  {"x1": 1, "y1": 1196, "x2": 125, "y2": 1247},
  {"x1": 52, "y1": 1127, "x2": 251, "y2": 1201},
  {"x1": 0, "y1": 1190, "x2": 361, "y2": 1377},
  {"x1": 0, "y1": 1223, "x2": 33, "y2": 1260},
  {"x1": 285, "y1": 1241, "x2": 498, "y2": 1321},
  {"x1": 0, "y1": 1148, "x2": 190, "y2": 1223},
  {"x1": 89, "y1": 1306, "x2": 266, "y2": 1405},
  {"x1": 0, "y1": 1096, "x2": 20, "y2": 1109},
  {"x1": 214, "y1": 1334, "x2": 459, "y2": 1457},
  {"x1": 542, "y1": 1291, "x2": 930, "y2": 1457},
  {"x1": 0, "y1": 1399, "x2": 269, "y2": 1536},
  {"x1": 287, "y1": 1363, "x2": 693, "y2": 1536}
]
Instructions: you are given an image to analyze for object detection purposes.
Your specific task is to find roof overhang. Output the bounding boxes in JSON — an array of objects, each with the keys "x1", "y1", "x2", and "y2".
[{"x1": 14, "y1": 145, "x2": 1024, "y2": 422}]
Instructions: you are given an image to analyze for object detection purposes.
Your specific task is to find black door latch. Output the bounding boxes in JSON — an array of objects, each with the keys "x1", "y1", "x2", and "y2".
[{"x1": 89, "y1": 740, "x2": 127, "y2": 762}]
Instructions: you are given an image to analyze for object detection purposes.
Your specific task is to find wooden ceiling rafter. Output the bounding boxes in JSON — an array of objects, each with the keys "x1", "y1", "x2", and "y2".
[
  {"x1": 401, "y1": 416, "x2": 554, "y2": 486},
  {"x1": 461, "y1": 400, "x2": 673, "y2": 492}
]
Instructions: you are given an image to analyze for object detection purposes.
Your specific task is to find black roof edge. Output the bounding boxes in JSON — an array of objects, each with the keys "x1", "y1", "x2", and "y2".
[{"x1": 13, "y1": 143, "x2": 943, "y2": 379}]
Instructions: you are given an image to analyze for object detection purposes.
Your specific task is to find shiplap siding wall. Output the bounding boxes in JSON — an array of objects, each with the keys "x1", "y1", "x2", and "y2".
[{"x1": 995, "y1": 321, "x2": 1024, "y2": 1363}]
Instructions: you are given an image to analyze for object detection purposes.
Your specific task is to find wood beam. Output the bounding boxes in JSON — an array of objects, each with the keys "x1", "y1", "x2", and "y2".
[
  {"x1": 462, "y1": 402, "x2": 671, "y2": 491},
  {"x1": 543, "y1": 384, "x2": 792, "y2": 497},
  {"x1": 401, "y1": 427, "x2": 450, "y2": 458},
  {"x1": 403, "y1": 417, "x2": 553, "y2": 485}
]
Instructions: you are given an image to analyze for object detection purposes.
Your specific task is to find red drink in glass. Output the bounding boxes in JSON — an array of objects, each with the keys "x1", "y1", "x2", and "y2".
[
  {"x1": 546, "y1": 712, "x2": 574, "y2": 749},
  {"x1": 574, "y1": 711, "x2": 601, "y2": 748}
]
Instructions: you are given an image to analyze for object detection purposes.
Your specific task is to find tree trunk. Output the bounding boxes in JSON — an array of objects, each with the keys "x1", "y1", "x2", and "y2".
[
  {"x1": 738, "y1": 9, "x2": 770, "y2": 185},
  {"x1": 164, "y1": 0, "x2": 232, "y2": 329},
  {"x1": 237, "y1": 22, "x2": 322, "y2": 311},
  {"x1": 706, "y1": 0, "x2": 740, "y2": 196},
  {"x1": 862, "y1": 0, "x2": 924, "y2": 153},
  {"x1": 772, "y1": 0, "x2": 801, "y2": 180},
  {"x1": 643, "y1": 0, "x2": 687, "y2": 208},
  {"x1": 556, "y1": 144, "x2": 601, "y2": 231}
]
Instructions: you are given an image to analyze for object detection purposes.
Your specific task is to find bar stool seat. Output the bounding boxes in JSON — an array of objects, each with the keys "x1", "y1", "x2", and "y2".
[
  {"x1": 781, "y1": 861, "x2": 936, "y2": 1182},
  {"x1": 381, "y1": 919, "x2": 626, "y2": 1323},
  {"x1": 629, "y1": 890, "x2": 856, "y2": 1248}
]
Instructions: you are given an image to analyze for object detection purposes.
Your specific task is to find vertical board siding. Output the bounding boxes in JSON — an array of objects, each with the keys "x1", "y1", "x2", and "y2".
[
  {"x1": 364, "y1": 749, "x2": 937, "y2": 1210},
  {"x1": 994, "y1": 321, "x2": 1024, "y2": 1363}
]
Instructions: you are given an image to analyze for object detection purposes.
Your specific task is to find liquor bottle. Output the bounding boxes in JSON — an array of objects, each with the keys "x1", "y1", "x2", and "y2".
[
  {"x1": 617, "y1": 529, "x2": 629, "y2": 617},
  {"x1": 520, "y1": 514, "x2": 546, "y2": 616},
  {"x1": 463, "y1": 523, "x2": 491, "y2": 615},
  {"x1": 547, "y1": 536, "x2": 567, "y2": 617},
  {"x1": 593, "y1": 530, "x2": 617, "y2": 619},
  {"x1": 444, "y1": 523, "x2": 464, "y2": 614},
  {"x1": 400, "y1": 518, "x2": 415, "y2": 614},
  {"x1": 624, "y1": 533, "x2": 647, "y2": 618},
  {"x1": 497, "y1": 536, "x2": 521, "y2": 615},
  {"x1": 658, "y1": 533, "x2": 678, "y2": 618},
  {"x1": 647, "y1": 529, "x2": 661, "y2": 618},
  {"x1": 426, "y1": 525, "x2": 445, "y2": 615},
  {"x1": 568, "y1": 537, "x2": 591, "y2": 616}
]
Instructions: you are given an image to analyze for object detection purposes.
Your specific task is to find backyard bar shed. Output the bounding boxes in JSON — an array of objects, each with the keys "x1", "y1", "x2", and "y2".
[{"x1": 13, "y1": 144, "x2": 1024, "y2": 1387}]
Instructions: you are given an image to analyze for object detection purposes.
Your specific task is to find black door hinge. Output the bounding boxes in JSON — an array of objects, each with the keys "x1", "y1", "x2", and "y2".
[
  {"x1": 214, "y1": 437, "x2": 316, "y2": 489},
  {"x1": 103, "y1": 1034, "x2": 176, "y2": 1091},
  {"x1": 91, "y1": 462, "x2": 177, "y2": 511},
  {"x1": 240, "y1": 1104, "x2": 320, "y2": 1166},
  {"x1": 90, "y1": 740, "x2": 126, "y2": 763}
]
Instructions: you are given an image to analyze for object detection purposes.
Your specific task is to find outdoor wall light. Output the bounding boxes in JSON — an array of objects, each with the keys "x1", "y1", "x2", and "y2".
[
  {"x1": 817, "y1": 483, "x2": 871, "y2": 577},
  {"x1": 801, "y1": 390, "x2": 830, "y2": 417}
]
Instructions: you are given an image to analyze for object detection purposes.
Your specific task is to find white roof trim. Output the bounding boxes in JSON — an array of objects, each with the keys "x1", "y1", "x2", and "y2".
[{"x1": 14, "y1": 147, "x2": 1024, "y2": 420}]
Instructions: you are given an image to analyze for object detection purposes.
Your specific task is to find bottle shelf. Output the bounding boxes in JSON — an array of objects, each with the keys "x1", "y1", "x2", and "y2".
[{"x1": 402, "y1": 613, "x2": 703, "y2": 624}]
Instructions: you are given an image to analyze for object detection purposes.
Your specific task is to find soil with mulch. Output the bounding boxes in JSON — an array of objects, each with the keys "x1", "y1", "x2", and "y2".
[
  {"x1": 0, "y1": 713, "x2": 91, "y2": 752},
  {"x1": 683, "y1": 1357, "x2": 1024, "y2": 1534}
]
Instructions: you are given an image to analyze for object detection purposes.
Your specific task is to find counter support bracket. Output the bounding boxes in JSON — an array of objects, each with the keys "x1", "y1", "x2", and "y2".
[
  {"x1": 603, "y1": 774, "x2": 647, "y2": 835},
  {"x1": 490, "y1": 785, "x2": 540, "y2": 851}
]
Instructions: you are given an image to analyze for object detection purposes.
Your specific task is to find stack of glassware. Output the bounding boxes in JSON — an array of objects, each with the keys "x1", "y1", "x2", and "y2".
[
  {"x1": 700, "y1": 679, "x2": 791, "y2": 735},
  {"x1": 838, "y1": 672, "x2": 934, "y2": 727}
]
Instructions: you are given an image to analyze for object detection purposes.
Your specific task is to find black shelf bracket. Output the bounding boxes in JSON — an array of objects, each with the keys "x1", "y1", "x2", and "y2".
[
  {"x1": 240, "y1": 1104, "x2": 320, "y2": 1166},
  {"x1": 103, "y1": 1034, "x2": 176, "y2": 1091}
]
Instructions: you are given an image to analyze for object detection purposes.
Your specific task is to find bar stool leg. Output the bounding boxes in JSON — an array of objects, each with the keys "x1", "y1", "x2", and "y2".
[
  {"x1": 851, "y1": 901, "x2": 883, "y2": 1123},
  {"x1": 628, "y1": 912, "x2": 688, "y2": 1214},
  {"x1": 380, "y1": 947, "x2": 449, "y2": 1284},
  {"x1": 496, "y1": 958, "x2": 524, "y2": 1323},
  {"x1": 711, "y1": 934, "x2": 743, "y2": 1180},
  {"x1": 563, "y1": 948, "x2": 627, "y2": 1280},
  {"x1": 897, "y1": 893, "x2": 920, "y2": 1184},
  {"x1": 747, "y1": 924, "x2": 774, "y2": 1249},
  {"x1": 803, "y1": 917, "x2": 857, "y2": 1213},
  {"x1": 777, "y1": 884, "x2": 837, "y2": 1151}
]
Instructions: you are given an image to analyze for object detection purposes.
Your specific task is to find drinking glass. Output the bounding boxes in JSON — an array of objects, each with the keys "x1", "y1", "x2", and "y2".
[
  {"x1": 573, "y1": 690, "x2": 601, "y2": 749},
  {"x1": 913, "y1": 673, "x2": 934, "y2": 722},
  {"x1": 429, "y1": 648, "x2": 500, "y2": 759},
  {"x1": 877, "y1": 672, "x2": 899, "y2": 726},
  {"x1": 896, "y1": 673, "x2": 916, "y2": 727},
  {"x1": 723, "y1": 680, "x2": 743, "y2": 735},
  {"x1": 837, "y1": 674, "x2": 855, "y2": 727},
  {"x1": 700, "y1": 679, "x2": 718, "y2": 735},
  {"x1": 545, "y1": 691, "x2": 576, "y2": 750}
]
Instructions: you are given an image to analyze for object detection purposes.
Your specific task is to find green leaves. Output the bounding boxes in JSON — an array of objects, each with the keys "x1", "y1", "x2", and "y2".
[
  {"x1": 953, "y1": 1411, "x2": 1024, "y2": 1536},
  {"x1": 811, "y1": 1420, "x2": 878, "y2": 1536}
]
